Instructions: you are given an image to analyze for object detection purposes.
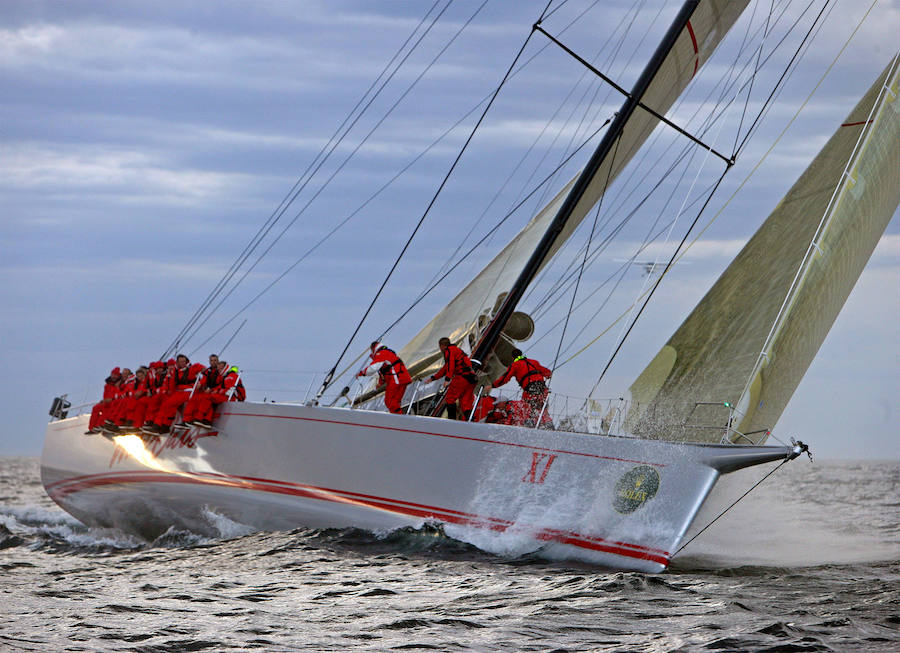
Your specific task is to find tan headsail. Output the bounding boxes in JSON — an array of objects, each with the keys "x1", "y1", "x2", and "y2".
[
  {"x1": 391, "y1": 0, "x2": 752, "y2": 384},
  {"x1": 627, "y1": 55, "x2": 900, "y2": 443}
]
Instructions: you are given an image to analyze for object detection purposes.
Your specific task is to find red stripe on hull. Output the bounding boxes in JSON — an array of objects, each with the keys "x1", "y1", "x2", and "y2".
[{"x1": 46, "y1": 470, "x2": 671, "y2": 566}]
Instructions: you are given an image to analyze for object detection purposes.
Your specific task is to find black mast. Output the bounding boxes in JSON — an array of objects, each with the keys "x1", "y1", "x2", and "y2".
[{"x1": 470, "y1": 0, "x2": 701, "y2": 368}]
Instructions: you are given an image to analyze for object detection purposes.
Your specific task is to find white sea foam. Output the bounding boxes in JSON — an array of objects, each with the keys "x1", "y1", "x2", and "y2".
[{"x1": 201, "y1": 506, "x2": 256, "y2": 539}]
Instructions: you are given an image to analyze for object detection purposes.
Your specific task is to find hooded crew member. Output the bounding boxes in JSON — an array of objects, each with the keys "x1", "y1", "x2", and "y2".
[
  {"x1": 358, "y1": 342, "x2": 411, "y2": 414},
  {"x1": 87, "y1": 367, "x2": 122, "y2": 432},
  {"x1": 428, "y1": 337, "x2": 476, "y2": 420}
]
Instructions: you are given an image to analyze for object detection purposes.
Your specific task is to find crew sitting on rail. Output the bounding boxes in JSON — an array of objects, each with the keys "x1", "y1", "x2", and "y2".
[
  {"x1": 358, "y1": 341, "x2": 411, "y2": 414},
  {"x1": 203, "y1": 353, "x2": 221, "y2": 391},
  {"x1": 428, "y1": 337, "x2": 477, "y2": 420},
  {"x1": 182, "y1": 361, "x2": 246, "y2": 429},
  {"x1": 142, "y1": 354, "x2": 204, "y2": 434},
  {"x1": 105, "y1": 366, "x2": 151, "y2": 432},
  {"x1": 85, "y1": 367, "x2": 123, "y2": 434},
  {"x1": 100, "y1": 368, "x2": 132, "y2": 432}
]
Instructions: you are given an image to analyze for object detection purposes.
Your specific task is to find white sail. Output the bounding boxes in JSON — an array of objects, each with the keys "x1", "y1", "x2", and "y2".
[
  {"x1": 628, "y1": 56, "x2": 900, "y2": 443},
  {"x1": 393, "y1": 0, "x2": 751, "y2": 381}
]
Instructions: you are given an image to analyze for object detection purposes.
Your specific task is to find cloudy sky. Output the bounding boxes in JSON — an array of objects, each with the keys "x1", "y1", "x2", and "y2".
[{"x1": 2, "y1": 0, "x2": 897, "y2": 459}]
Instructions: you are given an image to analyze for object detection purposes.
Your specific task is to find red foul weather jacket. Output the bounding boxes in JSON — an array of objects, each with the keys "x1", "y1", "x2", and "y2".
[
  {"x1": 359, "y1": 347, "x2": 411, "y2": 386},
  {"x1": 430, "y1": 345, "x2": 474, "y2": 382},
  {"x1": 493, "y1": 356, "x2": 552, "y2": 390}
]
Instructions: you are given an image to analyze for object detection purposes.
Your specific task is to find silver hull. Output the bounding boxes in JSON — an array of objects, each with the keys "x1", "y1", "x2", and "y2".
[{"x1": 41, "y1": 402, "x2": 796, "y2": 572}]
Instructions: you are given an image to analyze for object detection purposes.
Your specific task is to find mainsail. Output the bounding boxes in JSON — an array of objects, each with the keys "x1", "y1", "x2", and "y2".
[
  {"x1": 628, "y1": 56, "x2": 900, "y2": 443},
  {"x1": 393, "y1": 0, "x2": 751, "y2": 380}
]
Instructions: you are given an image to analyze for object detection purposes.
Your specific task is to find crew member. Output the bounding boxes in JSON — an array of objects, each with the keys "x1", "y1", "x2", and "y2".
[
  {"x1": 203, "y1": 353, "x2": 221, "y2": 392},
  {"x1": 86, "y1": 367, "x2": 122, "y2": 434},
  {"x1": 358, "y1": 342, "x2": 411, "y2": 414},
  {"x1": 428, "y1": 337, "x2": 476, "y2": 420},
  {"x1": 123, "y1": 366, "x2": 153, "y2": 430},
  {"x1": 492, "y1": 348, "x2": 552, "y2": 411},
  {"x1": 103, "y1": 368, "x2": 133, "y2": 430},
  {"x1": 108, "y1": 367, "x2": 149, "y2": 431},
  {"x1": 141, "y1": 359, "x2": 173, "y2": 431}
]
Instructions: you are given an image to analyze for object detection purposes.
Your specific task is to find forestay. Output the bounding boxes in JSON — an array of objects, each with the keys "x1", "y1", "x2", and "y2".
[{"x1": 628, "y1": 56, "x2": 900, "y2": 443}]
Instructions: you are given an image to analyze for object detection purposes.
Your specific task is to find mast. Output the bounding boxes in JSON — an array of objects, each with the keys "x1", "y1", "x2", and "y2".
[{"x1": 470, "y1": 0, "x2": 702, "y2": 368}]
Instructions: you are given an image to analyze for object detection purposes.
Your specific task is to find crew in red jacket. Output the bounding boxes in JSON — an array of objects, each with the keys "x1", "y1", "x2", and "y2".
[
  {"x1": 202, "y1": 353, "x2": 221, "y2": 392},
  {"x1": 429, "y1": 337, "x2": 476, "y2": 420},
  {"x1": 103, "y1": 368, "x2": 135, "y2": 429},
  {"x1": 86, "y1": 367, "x2": 122, "y2": 433},
  {"x1": 143, "y1": 355, "x2": 202, "y2": 434},
  {"x1": 115, "y1": 366, "x2": 151, "y2": 431},
  {"x1": 492, "y1": 348, "x2": 552, "y2": 410},
  {"x1": 140, "y1": 359, "x2": 173, "y2": 430},
  {"x1": 358, "y1": 342, "x2": 412, "y2": 414},
  {"x1": 184, "y1": 362, "x2": 246, "y2": 428}
]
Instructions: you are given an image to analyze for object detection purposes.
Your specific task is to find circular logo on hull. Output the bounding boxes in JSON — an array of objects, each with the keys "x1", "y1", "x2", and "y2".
[{"x1": 613, "y1": 465, "x2": 660, "y2": 514}]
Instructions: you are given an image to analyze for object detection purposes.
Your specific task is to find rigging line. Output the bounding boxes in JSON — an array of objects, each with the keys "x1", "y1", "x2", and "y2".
[
  {"x1": 534, "y1": 24, "x2": 735, "y2": 166},
  {"x1": 163, "y1": 1, "x2": 445, "y2": 358},
  {"x1": 412, "y1": 0, "x2": 608, "y2": 299},
  {"x1": 553, "y1": 0, "x2": 867, "y2": 370},
  {"x1": 217, "y1": 319, "x2": 247, "y2": 359},
  {"x1": 673, "y1": 458, "x2": 791, "y2": 557},
  {"x1": 194, "y1": 0, "x2": 621, "y2": 358},
  {"x1": 529, "y1": 0, "x2": 823, "y2": 324},
  {"x1": 581, "y1": 47, "x2": 749, "y2": 385},
  {"x1": 528, "y1": 126, "x2": 702, "y2": 318},
  {"x1": 555, "y1": 146, "x2": 703, "y2": 355},
  {"x1": 372, "y1": 119, "x2": 611, "y2": 346},
  {"x1": 551, "y1": 133, "x2": 621, "y2": 372},
  {"x1": 535, "y1": 155, "x2": 713, "y2": 360},
  {"x1": 527, "y1": 0, "x2": 751, "y2": 313},
  {"x1": 476, "y1": 1, "x2": 646, "y2": 322},
  {"x1": 316, "y1": 9, "x2": 550, "y2": 399},
  {"x1": 521, "y1": 0, "x2": 657, "y2": 307},
  {"x1": 554, "y1": 0, "x2": 872, "y2": 369},
  {"x1": 734, "y1": 0, "x2": 774, "y2": 153},
  {"x1": 193, "y1": 109, "x2": 609, "y2": 365},
  {"x1": 590, "y1": 169, "x2": 730, "y2": 395},
  {"x1": 523, "y1": 0, "x2": 653, "y2": 231},
  {"x1": 529, "y1": 177, "x2": 719, "y2": 359},
  {"x1": 735, "y1": 0, "x2": 832, "y2": 155},
  {"x1": 180, "y1": 1, "x2": 474, "y2": 351}
]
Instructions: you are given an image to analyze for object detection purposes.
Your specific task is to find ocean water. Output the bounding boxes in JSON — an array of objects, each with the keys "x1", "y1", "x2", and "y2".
[{"x1": 2, "y1": 456, "x2": 898, "y2": 652}]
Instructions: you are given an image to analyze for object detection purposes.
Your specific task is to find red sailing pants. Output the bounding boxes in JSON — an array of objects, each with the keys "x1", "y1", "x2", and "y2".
[
  {"x1": 445, "y1": 375, "x2": 475, "y2": 413},
  {"x1": 88, "y1": 402, "x2": 109, "y2": 429},
  {"x1": 384, "y1": 380, "x2": 410, "y2": 414},
  {"x1": 184, "y1": 392, "x2": 230, "y2": 422},
  {"x1": 153, "y1": 390, "x2": 191, "y2": 426}
]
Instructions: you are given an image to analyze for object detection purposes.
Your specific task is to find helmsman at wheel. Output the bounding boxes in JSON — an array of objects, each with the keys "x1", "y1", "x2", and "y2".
[{"x1": 358, "y1": 342, "x2": 412, "y2": 414}]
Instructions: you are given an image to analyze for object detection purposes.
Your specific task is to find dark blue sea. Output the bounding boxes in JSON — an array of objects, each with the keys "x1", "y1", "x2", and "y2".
[{"x1": 2, "y1": 456, "x2": 898, "y2": 651}]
